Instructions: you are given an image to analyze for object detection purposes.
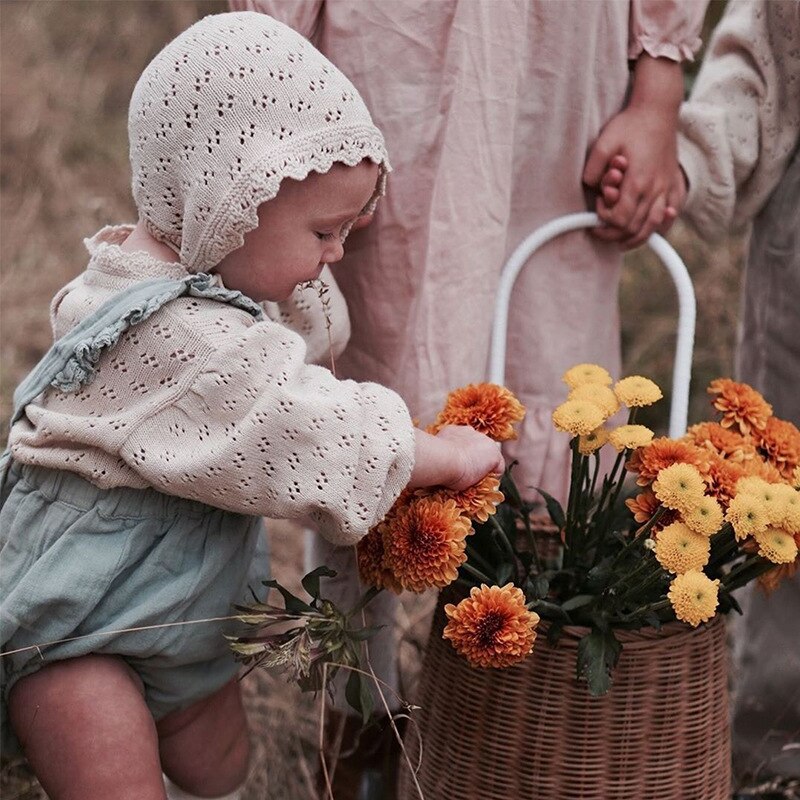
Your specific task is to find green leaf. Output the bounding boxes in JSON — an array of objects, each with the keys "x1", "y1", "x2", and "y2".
[
  {"x1": 561, "y1": 594, "x2": 596, "y2": 612},
  {"x1": 301, "y1": 566, "x2": 337, "y2": 602},
  {"x1": 345, "y1": 668, "x2": 374, "y2": 725},
  {"x1": 495, "y1": 562, "x2": 514, "y2": 585},
  {"x1": 262, "y1": 579, "x2": 315, "y2": 614},
  {"x1": 576, "y1": 628, "x2": 622, "y2": 696},
  {"x1": 533, "y1": 575, "x2": 550, "y2": 599},
  {"x1": 500, "y1": 465, "x2": 524, "y2": 507},
  {"x1": 546, "y1": 622, "x2": 564, "y2": 647},
  {"x1": 586, "y1": 557, "x2": 614, "y2": 592},
  {"x1": 530, "y1": 599, "x2": 570, "y2": 621},
  {"x1": 534, "y1": 487, "x2": 566, "y2": 530},
  {"x1": 643, "y1": 612, "x2": 662, "y2": 629}
]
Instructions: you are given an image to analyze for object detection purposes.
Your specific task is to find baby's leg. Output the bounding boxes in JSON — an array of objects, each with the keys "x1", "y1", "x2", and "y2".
[
  {"x1": 157, "y1": 679, "x2": 249, "y2": 798},
  {"x1": 8, "y1": 654, "x2": 167, "y2": 800}
]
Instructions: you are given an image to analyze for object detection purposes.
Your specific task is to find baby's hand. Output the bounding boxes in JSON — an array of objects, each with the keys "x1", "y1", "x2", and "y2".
[{"x1": 409, "y1": 426, "x2": 505, "y2": 492}]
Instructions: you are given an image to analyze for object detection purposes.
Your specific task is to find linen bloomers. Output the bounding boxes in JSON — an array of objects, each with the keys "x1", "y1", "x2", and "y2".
[{"x1": 0, "y1": 459, "x2": 268, "y2": 754}]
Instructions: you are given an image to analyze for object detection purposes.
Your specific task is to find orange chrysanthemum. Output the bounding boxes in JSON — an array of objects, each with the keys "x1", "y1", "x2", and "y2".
[
  {"x1": 356, "y1": 526, "x2": 402, "y2": 593},
  {"x1": 754, "y1": 416, "x2": 800, "y2": 481},
  {"x1": 708, "y1": 378, "x2": 772, "y2": 435},
  {"x1": 428, "y1": 474, "x2": 505, "y2": 523},
  {"x1": 684, "y1": 422, "x2": 757, "y2": 464},
  {"x1": 625, "y1": 490, "x2": 678, "y2": 533},
  {"x1": 742, "y1": 457, "x2": 785, "y2": 484},
  {"x1": 381, "y1": 497, "x2": 472, "y2": 593},
  {"x1": 443, "y1": 583, "x2": 539, "y2": 668},
  {"x1": 431, "y1": 383, "x2": 525, "y2": 442},
  {"x1": 626, "y1": 437, "x2": 710, "y2": 487},
  {"x1": 699, "y1": 453, "x2": 748, "y2": 510},
  {"x1": 758, "y1": 560, "x2": 800, "y2": 594}
]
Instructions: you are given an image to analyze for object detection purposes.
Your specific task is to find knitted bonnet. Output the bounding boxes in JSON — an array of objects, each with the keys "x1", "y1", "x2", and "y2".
[{"x1": 128, "y1": 12, "x2": 389, "y2": 273}]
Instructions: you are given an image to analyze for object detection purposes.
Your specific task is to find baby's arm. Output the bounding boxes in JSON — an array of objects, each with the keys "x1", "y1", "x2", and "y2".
[{"x1": 583, "y1": 54, "x2": 685, "y2": 249}]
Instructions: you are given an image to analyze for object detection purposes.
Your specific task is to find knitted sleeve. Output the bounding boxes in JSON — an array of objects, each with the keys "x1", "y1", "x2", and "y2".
[
  {"x1": 628, "y1": 0, "x2": 706, "y2": 62},
  {"x1": 678, "y1": 0, "x2": 800, "y2": 240},
  {"x1": 119, "y1": 317, "x2": 415, "y2": 546},
  {"x1": 261, "y1": 266, "x2": 351, "y2": 366}
]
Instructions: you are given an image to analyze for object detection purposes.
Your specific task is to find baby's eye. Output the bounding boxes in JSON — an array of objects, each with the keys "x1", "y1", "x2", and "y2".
[{"x1": 314, "y1": 231, "x2": 335, "y2": 241}]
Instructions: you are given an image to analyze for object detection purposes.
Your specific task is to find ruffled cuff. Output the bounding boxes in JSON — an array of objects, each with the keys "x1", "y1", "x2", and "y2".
[{"x1": 628, "y1": 34, "x2": 702, "y2": 63}]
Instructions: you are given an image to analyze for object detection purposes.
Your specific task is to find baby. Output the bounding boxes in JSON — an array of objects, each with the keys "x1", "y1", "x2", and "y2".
[{"x1": 0, "y1": 13, "x2": 502, "y2": 800}]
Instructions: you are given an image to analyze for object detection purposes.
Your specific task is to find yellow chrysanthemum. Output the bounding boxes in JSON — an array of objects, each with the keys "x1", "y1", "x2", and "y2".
[
  {"x1": 725, "y1": 493, "x2": 770, "y2": 540},
  {"x1": 754, "y1": 527, "x2": 799, "y2": 564},
  {"x1": 655, "y1": 522, "x2": 711, "y2": 573},
  {"x1": 793, "y1": 466, "x2": 800, "y2": 489},
  {"x1": 443, "y1": 583, "x2": 540, "y2": 669},
  {"x1": 568, "y1": 384, "x2": 620, "y2": 419},
  {"x1": 614, "y1": 375, "x2": 663, "y2": 408},
  {"x1": 608, "y1": 424, "x2": 654, "y2": 453},
  {"x1": 668, "y1": 571, "x2": 720, "y2": 627},
  {"x1": 626, "y1": 437, "x2": 710, "y2": 486},
  {"x1": 552, "y1": 399, "x2": 605, "y2": 437},
  {"x1": 431, "y1": 383, "x2": 525, "y2": 442},
  {"x1": 772, "y1": 484, "x2": 800, "y2": 535},
  {"x1": 578, "y1": 426, "x2": 610, "y2": 456},
  {"x1": 381, "y1": 497, "x2": 472, "y2": 593},
  {"x1": 683, "y1": 495, "x2": 724, "y2": 537},
  {"x1": 738, "y1": 481, "x2": 789, "y2": 525},
  {"x1": 735, "y1": 476, "x2": 771, "y2": 496},
  {"x1": 562, "y1": 363, "x2": 613, "y2": 390},
  {"x1": 652, "y1": 463, "x2": 707, "y2": 514}
]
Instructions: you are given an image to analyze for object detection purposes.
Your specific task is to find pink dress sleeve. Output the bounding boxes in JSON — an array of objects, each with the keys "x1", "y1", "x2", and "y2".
[
  {"x1": 629, "y1": 0, "x2": 708, "y2": 62},
  {"x1": 228, "y1": 0, "x2": 324, "y2": 42}
]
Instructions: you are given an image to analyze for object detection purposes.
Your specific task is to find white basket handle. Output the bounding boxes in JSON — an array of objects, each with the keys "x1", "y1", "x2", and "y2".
[{"x1": 487, "y1": 212, "x2": 696, "y2": 438}]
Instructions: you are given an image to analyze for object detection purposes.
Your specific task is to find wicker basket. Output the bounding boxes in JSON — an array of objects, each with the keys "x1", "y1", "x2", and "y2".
[{"x1": 398, "y1": 589, "x2": 731, "y2": 800}]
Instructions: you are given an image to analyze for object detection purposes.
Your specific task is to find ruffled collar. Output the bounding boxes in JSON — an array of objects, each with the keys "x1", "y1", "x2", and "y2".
[{"x1": 84, "y1": 225, "x2": 191, "y2": 282}]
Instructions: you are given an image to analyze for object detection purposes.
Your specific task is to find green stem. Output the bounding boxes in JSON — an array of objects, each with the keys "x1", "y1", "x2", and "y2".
[
  {"x1": 521, "y1": 508, "x2": 543, "y2": 575},
  {"x1": 605, "y1": 556, "x2": 654, "y2": 594},
  {"x1": 722, "y1": 555, "x2": 772, "y2": 591},
  {"x1": 490, "y1": 515, "x2": 518, "y2": 563},
  {"x1": 460, "y1": 561, "x2": 494, "y2": 586},
  {"x1": 465, "y1": 542, "x2": 496, "y2": 577},
  {"x1": 346, "y1": 586, "x2": 382, "y2": 619},
  {"x1": 616, "y1": 598, "x2": 669, "y2": 623}
]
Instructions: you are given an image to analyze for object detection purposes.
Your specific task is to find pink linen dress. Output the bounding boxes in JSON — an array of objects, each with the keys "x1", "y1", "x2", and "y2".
[
  {"x1": 230, "y1": 0, "x2": 707, "y2": 712},
  {"x1": 233, "y1": 0, "x2": 705, "y2": 504}
]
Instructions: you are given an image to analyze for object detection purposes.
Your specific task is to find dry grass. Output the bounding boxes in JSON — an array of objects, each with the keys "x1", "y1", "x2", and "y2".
[{"x1": 0, "y1": 2, "x2": 753, "y2": 799}]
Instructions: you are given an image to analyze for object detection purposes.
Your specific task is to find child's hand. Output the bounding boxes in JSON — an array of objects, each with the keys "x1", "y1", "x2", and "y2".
[
  {"x1": 409, "y1": 426, "x2": 505, "y2": 492},
  {"x1": 582, "y1": 55, "x2": 684, "y2": 250},
  {"x1": 597, "y1": 155, "x2": 684, "y2": 246}
]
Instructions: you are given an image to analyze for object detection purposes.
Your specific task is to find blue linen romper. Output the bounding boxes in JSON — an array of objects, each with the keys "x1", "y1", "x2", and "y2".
[{"x1": 0, "y1": 274, "x2": 270, "y2": 753}]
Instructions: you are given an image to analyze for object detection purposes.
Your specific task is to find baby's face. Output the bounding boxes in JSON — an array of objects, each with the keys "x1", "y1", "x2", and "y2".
[{"x1": 215, "y1": 161, "x2": 380, "y2": 302}]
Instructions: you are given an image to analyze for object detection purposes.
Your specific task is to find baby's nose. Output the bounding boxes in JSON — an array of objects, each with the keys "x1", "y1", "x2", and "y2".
[{"x1": 326, "y1": 239, "x2": 345, "y2": 264}]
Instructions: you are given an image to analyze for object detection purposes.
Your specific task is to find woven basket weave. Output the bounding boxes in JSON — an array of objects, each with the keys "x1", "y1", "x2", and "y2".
[{"x1": 398, "y1": 589, "x2": 731, "y2": 800}]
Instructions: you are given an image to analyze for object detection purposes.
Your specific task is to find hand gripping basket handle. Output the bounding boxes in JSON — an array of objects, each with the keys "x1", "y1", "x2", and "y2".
[{"x1": 487, "y1": 211, "x2": 696, "y2": 438}]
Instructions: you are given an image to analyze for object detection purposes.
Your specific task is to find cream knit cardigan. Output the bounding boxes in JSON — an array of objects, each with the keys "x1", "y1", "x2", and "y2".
[{"x1": 8, "y1": 227, "x2": 416, "y2": 546}]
